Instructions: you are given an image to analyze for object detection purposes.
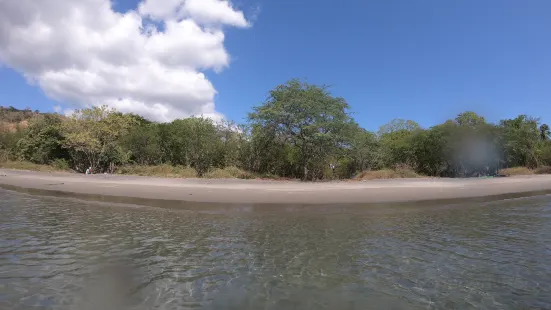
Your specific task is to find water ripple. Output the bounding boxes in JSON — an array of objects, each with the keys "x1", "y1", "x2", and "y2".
[{"x1": 1, "y1": 189, "x2": 551, "y2": 309}]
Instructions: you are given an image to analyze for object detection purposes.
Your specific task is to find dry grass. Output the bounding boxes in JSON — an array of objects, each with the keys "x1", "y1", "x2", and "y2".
[
  {"x1": 0, "y1": 120, "x2": 30, "y2": 133},
  {"x1": 498, "y1": 167, "x2": 534, "y2": 176},
  {"x1": 535, "y1": 166, "x2": 551, "y2": 175},
  {"x1": 355, "y1": 167, "x2": 421, "y2": 180},
  {"x1": 0, "y1": 162, "x2": 258, "y2": 180},
  {"x1": 203, "y1": 166, "x2": 255, "y2": 179},
  {"x1": 498, "y1": 166, "x2": 551, "y2": 176},
  {"x1": 117, "y1": 165, "x2": 256, "y2": 179},
  {"x1": 116, "y1": 164, "x2": 197, "y2": 178},
  {"x1": 0, "y1": 160, "x2": 70, "y2": 172}
]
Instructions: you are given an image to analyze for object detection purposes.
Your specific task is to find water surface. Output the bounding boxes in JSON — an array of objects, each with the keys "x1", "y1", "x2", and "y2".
[{"x1": 1, "y1": 189, "x2": 550, "y2": 309}]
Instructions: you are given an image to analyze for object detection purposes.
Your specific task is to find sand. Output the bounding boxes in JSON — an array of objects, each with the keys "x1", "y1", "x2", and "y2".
[{"x1": 1, "y1": 169, "x2": 551, "y2": 205}]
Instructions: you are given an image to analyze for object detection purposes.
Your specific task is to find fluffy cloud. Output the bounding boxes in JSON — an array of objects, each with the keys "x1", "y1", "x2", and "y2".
[
  {"x1": 0, "y1": 0, "x2": 249, "y2": 122},
  {"x1": 139, "y1": 0, "x2": 249, "y2": 27}
]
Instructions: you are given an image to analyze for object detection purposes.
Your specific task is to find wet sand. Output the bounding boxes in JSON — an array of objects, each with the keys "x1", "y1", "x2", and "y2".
[{"x1": 1, "y1": 169, "x2": 551, "y2": 205}]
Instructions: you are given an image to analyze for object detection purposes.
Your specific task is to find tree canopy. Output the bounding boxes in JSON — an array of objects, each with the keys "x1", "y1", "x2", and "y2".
[
  {"x1": 2, "y1": 79, "x2": 551, "y2": 179},
  {"x1": 248, "y1": 79, "x2": 355, "y2": 180}
]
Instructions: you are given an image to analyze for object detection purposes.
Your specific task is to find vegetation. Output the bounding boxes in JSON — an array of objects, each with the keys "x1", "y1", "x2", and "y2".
[
  {"x1": 203, "y1": 167, "x2": 255, "y2": 179},
  {"x1": 355, "y1": 166, "x2": 421, "y2": 180},
  {"x1": 115, "y1": 165, "x2": 197, "y2": 178},
  {"x1": 1, "y1": 79, "x2": 551, "y2": 180},
  {"x1": 0, "y1": 160, "x2": 70, "y2": 172},
  {"x1": 0, "y1": 106, "x2": 40, "y2": 127},
  {"x1": 499, "y1": 166, "x2": 551, "y2": 176},
  {"x1": 498, "y1": 167, "x2": 534, "y2": 176}
]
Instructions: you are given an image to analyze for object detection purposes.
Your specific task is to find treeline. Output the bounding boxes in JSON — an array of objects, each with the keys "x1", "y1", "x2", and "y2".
[
  {"x1": 1, "y1": 79, "x2": 550, "y2": 180},
  {"x1": 0, "y1": 106, "x2": 41, "y2": 123}
]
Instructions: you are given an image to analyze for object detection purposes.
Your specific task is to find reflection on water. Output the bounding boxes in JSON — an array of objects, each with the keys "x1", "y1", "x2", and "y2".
[{"x1": 1, "y1": 189, "x2": 551, "y2": 309}]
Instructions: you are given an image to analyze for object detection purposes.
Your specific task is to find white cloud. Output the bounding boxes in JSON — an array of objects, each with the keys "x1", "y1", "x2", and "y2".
[
  {"x1": 0, "y1": 0, "x2": 250, "y2": 122},
  {"x1": 139, "y1": 0, "x2": 249, "y2": 27}
]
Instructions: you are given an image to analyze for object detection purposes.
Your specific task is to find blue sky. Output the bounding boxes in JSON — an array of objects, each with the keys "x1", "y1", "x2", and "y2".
[{"x1": 1, "y1": 0, "x2": 550, "y2": 131}]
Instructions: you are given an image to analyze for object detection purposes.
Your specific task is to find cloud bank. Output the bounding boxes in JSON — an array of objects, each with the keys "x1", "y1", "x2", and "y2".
[{"x1": 0, "y1": 0, "x2": 249, "y2": 121}]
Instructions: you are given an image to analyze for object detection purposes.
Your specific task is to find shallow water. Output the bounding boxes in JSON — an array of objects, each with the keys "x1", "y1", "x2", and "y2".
[{"x1": 1, "y1": 189, "x2": 551, "y2": 309}]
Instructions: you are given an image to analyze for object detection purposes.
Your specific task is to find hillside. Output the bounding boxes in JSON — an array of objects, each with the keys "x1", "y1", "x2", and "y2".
[{"x1": 0, "y1": 106, "x2": 46, "y2": 132}]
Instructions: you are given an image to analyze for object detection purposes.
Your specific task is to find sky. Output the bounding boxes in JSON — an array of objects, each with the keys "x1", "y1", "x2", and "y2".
[{"x1": 1, "y1": 0, "x2": 550, "y2": 131}]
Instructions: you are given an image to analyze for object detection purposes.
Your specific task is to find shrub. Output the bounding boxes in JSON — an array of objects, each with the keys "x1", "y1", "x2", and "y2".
[
  {"x1": 0, "y1": 160, "x2": 63, "y2": 172},
  {"x1": 116, "y1": 165, "x2": 197, "y2": 178},
  {"x1": 203, "y1": 166, "x2": 255, "y2": 179},
  {"x1": 535, "y1": 166, "x2": 551, "y2": 175},
  {"x1": 355, "y1": 167, "x2": 421, "y2": 180},
  {"x1": 0, "y1": 149, "x2": 9, "y2": 163},
  {"x1": 51, "y1": 158, "x2": 70, "y2": 170},
  {"x1": 498, "y1": 167, "x2": 534, "y2": 176}
]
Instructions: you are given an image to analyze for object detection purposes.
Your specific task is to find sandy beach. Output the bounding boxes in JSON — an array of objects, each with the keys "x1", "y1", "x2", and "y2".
[{"x1": 1, "y1": 169, "x2": 551, "y2": 205}]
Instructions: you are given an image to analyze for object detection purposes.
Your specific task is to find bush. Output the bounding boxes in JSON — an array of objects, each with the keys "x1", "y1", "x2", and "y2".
[
  {"x1": 498, "y1": 167, "x2": 534, "y2": 176},
  {"x1": 51, "y1": 158, "x2": 70, "y2": 170},
  {"x1": 394, "y1": 164, "x2": 419, "y2": 178},
  {"x1": 355, "y1": 167, "x2": 421, "y2": 180},
  {"x1": 535, "y1": 166, "x2": 551, "y2": 175},
  {"x1": 203, "y1": 166, "x2": 255, "y2": 179},
  {"x1": 0, "y1": 149, "x2": 9, "y2": 163},
  {"x1": 116, "y1": 165, "x2": 197, "y2": 178},
  {"x1": 0, "y1": 160, "x2": 65, "y2": 172}
]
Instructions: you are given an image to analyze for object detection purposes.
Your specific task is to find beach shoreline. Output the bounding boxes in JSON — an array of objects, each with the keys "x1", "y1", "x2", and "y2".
[{"x1": 1, "y1": 168, "x2": 551, "y2": 205}]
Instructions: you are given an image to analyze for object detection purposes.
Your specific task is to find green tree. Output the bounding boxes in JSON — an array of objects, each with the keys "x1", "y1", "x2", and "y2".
[
  {"x1": 248, "y1": 79, "x2": 355, "y2": 180},
  {"x1": 17, "y1": 114, "x2": 67, "y2": 164},
  {"x1": 122, "y1": 123, "x2": 163, "y2": 165},
  {"x1": 62, "y1": 106, "x2": 136, "y2": 172},
  {"x1": 455, "y1": 111, "x2": 486, "y2": 128},
  {"x1": 378, "y1": 119, "x2": 421, "y2": 168},
  {"x1": 238, "y1": 123, "x2": 290, "y2": 177},
  {"x1": 349, "y1": 127, "x2": 380, "y2": 173},
  {"x1": 540, "y1": 140, "x2": 551, "y2": 166},
  {"x1": 500, "y1": 115, "x2": 541, "y2": 168},
  {"x1": 540, "y1": 124, "x2": 550, "y2": 140},
  {"x1": 158, "y1": 117, "x2": 222, "y2": 176},
  {"x1": 157, "y1": 121, "x2": 188, "y2": 166},
  {"x1": 183, "y1": 117, "x2": 222, "y2": 176},
  {"x1": 378, "y1": 118, "x2": 421, "y2": 135},
  {"x1": 215, "y1": 120, "x2": 243, "y2": 168},
  {"x1": 410, "y1": 125, "x2": 449, "y2": 176},
  {"x1": 452, "y1": 112, "x2": 500, "y2": 176},
  {"x1": 0, "y1": 127, "x2": 25, "y2": 161}
]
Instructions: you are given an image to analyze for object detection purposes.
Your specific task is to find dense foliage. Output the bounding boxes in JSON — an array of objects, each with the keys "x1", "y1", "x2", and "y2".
[{"x1": 1, "y1": 80, "x2": 550, "y2": 179}]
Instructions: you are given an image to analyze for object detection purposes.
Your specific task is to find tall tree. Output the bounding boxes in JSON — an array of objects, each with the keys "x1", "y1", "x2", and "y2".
[
  {"x1": 122, "y1": 123, "x2": 163, "y2": 165},
  {"x1": 17, "y1": 114, "x2": 67, "y2": 164},
  {"x1": 62, "y1": 106, "x2": 135, "y2": 172},
  {"x1": 452, "y1": 112, "x2": 499, "y2": 176},
  {"x1": 378, "y1": 119, "x2": 420, "y2": 135},
  {"x1": 182, "y1": 117, "x2": 222, "y2": 176},
  {"x1": 455, "y1": 111, "x2": 486, "y2": 129},
  {"x1": 540, "y1": 124, "x2": 550, "y2": 140},
  {"x1": 248, "y1": 79, "x2": 355, "y2": 180},
  {"x1": 378, "y1": 119, "x2": 421, "y2": 168},
  {"x1": 349, "y1": 127, "x2": 380, "y2": 173},
  {"x1": 500, "y1": 115, "x2": 542, "y2": 168}
]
